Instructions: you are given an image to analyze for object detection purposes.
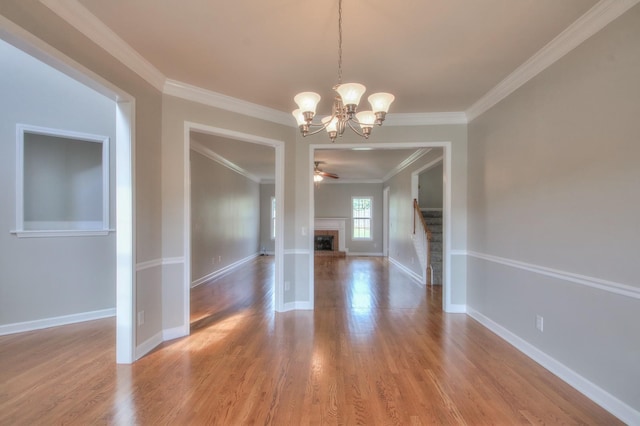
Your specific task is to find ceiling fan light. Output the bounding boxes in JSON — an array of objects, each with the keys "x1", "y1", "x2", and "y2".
[
  {"x1": 314, "y1": 174, "x2": 324, "y2": 182},
  {"x1": 294, "y1": 92, "x2": 321, "y2": 116},
  {"x1": 368, "y1": 92, "x2": 395, "y2": 113},
  {"x1": 335, "y1": 83, "x2": 366, "y2": 106}
]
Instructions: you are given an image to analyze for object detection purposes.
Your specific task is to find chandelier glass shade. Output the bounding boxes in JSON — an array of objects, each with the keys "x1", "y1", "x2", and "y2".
[{"x1": 292, "y1": 0, "x2": 394, "y2": 142}]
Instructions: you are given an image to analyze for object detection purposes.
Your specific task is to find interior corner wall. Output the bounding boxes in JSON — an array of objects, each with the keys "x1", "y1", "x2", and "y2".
[
  {"x1": 467, "y1": 4, "x2": 640, "y2": 414},
  {"x1": 0, "y1": 39, "x2": 116, "y2": 327},
  {"x1": 418, "y1": 163, "x2": 443, "y2": 209},
  {"x1": 190, "y1": 150, "x2": 260, "y2": 285}
]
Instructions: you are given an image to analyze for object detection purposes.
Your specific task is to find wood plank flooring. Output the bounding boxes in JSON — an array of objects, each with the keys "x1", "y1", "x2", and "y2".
[{"x1": 0, "y1": 256, "x2": 621, "y2": 425}]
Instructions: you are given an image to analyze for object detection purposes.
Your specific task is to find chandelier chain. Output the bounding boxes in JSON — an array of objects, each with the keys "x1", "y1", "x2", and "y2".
[{"x1": 337, "y1": 0, "x2": 343, "y2": 84}]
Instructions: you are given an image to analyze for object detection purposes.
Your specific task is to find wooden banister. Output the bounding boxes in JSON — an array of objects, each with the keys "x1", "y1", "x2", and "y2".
[{"x1": 413, "y1": 199, "x2": 433, "y2": 285}]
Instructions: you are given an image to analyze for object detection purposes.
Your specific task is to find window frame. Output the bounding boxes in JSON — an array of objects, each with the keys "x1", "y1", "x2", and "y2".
[
  {"x1": 351, "y1": 196, "x2": 373, "y2": 241},
  {"x1": 14, "y1": 124, "x2": 110, "y2": 238}
]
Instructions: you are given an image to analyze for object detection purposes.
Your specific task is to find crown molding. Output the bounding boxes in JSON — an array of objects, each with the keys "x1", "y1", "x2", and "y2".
[
  {"x1": 191, "y1": 140, "x2": 261, "y2": 183},
  {"x1": 164, "y1": 79, "x2": 293, "y2": 127},
  {"x1": 384, "y1": 112, "x2": 468, "y2": 126},
  {"x1": 382, "y1": 148, "x2": 431, "y2": 182},
  {"x1": 40, "y1": 0, "x2": 166, "y2": 91},
  {"x1": 466, "y1": 0, "x2": 640, "y2": 122}
]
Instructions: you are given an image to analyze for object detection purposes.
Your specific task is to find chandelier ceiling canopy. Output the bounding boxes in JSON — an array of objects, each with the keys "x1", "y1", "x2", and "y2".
[{"x1": 292, "y1": 0, "x2": 394, "y2": 142}]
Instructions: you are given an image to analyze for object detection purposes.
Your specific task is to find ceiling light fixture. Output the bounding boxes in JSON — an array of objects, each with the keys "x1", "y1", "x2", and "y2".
[{"x1": 292, "y1": 0, "x2": 394, "y2": 142}]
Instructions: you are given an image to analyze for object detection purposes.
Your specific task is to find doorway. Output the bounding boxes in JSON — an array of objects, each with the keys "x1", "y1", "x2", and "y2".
[
  {"x1": 0, "y1": 32, "x2": 135, "y2": 362},
  {"x1": 182, "y1": 123, "x2": 285, "y2": 331},
  {"x1": 309, "y1": 142, "x2": 453, "y2": 311}
]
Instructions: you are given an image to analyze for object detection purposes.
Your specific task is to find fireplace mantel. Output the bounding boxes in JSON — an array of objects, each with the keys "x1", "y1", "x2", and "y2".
[{"x1": 314, "y1": 218, "x2": 347, "y2": 253}]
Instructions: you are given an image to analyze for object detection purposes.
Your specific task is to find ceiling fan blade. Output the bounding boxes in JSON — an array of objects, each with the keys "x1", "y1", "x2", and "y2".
[{"x1": 319, "y1": 171, "x2": 339, "y2": 179}]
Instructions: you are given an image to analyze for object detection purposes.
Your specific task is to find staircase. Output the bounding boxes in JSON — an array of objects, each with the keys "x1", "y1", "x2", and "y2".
[{"x1": 421, "y1": 210, "x2": 442, "y2": 285}]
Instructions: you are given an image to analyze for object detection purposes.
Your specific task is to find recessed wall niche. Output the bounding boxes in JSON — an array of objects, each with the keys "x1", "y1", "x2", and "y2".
[{"x1": 15, "y1": 124, "x2": 110, "y2": 237}]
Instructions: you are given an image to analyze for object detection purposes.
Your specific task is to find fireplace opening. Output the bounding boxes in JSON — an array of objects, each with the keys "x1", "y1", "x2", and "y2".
[{"x1": 315, "y1": 235, "x2": 334, "y2": 251}]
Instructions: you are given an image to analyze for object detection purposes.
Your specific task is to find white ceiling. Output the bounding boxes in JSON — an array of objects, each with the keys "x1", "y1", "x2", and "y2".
[{"x1": 67, "y1": 0, "x2": 603, "y2": 180}]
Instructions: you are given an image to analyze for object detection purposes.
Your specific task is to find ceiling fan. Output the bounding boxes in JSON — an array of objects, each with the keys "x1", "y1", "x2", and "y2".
[{"x1": 314, "y1": 161, "x2": 339, "y2": 182}]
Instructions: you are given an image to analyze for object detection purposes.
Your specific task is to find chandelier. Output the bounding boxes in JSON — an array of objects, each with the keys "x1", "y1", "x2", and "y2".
[{"x1": 292, "y1": 0, "x2": 394, "y2": 142}]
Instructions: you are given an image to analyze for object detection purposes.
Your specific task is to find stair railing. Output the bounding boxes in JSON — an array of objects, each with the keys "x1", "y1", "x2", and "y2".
[{"x1": 413, "y1": 199, "x2": 432, "y2": 285}]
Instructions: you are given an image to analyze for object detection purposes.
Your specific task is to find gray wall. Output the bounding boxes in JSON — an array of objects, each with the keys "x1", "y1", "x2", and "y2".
[
  {"x1": 0, "y1": 39, "x2": 116, "y2": 326},
  {"x1": 467, "y1": 4, "x2": 640, "y2": 412},
  {"x1": 314, "y1": 183, "x2": 384, "y2": 255},
  {"x1": 259, "y1": 183, "x2": 275, "y2": 254},
  {"x1": 418, "y1": 163, "x2": 443, "y2": 210},
  {"x1": 190, "y1": 150, "x2": 260, "y2": 284},
  {"x1": 0, "y1": 1, "x2": 164, "y2": 347}
]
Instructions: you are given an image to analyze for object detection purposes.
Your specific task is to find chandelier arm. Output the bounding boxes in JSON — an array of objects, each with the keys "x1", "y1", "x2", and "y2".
[
  {"x1": 346, "y1": 119, "x2": 367, "y2": 137},
  {"x1": 304, "y1": 118, "x2": 334, "y2": 136}
]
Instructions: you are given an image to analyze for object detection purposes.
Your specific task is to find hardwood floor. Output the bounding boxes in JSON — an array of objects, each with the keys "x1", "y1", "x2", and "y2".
[{"x1": 0, "y1": 256, "x2": 621, "y2": 425}]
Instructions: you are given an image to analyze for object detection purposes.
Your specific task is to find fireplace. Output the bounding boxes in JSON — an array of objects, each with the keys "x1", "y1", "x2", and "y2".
[
  {"x1": 315, "y1": 235, "x2": 334, "y2": 251},
  {"x1": 313, "y1": 228, "x2": 344, "y2": 257}
]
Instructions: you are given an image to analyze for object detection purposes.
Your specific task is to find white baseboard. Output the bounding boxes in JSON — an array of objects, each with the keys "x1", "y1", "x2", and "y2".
[
  {"x1": 163, "y1": 325, "x2": 188, "y2": 341},
  {"x1": 347, "y1": 252, "x2": 384, "y2": 257},
  {"x1": 467, "y1": 307, "x2": 640, "y2": 425},
  {"x1": 135, "y1": 331, "x2": 163, "y2": 360},
  {"x1": 280, "y1": 301, "x2": 313, "y2": 312},
  {"x1": 191, "y1": 253, "x2": 259, "y2": 287},
  {"x1": 444, "y1": 303, "x2": 467, "y2": 314},
  {"x1": 0, "y1": 307, "x2": 116, "y2": 336},
  {"x1": 388, "y1": 256, "x2": 424, "y2": 286}
]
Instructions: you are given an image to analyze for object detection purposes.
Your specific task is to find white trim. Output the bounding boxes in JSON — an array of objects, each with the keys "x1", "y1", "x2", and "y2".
[
  {"x1": 384, "y1": 112, "x2": 468, "y2": 126},
  {"x1": 136, "y1": 258, "x2": 162, "y2": 272},
  {"x1": 284, "y1": 249, "x2": 311, "y2": 255},
  {"x1": 191, "y1": 140, "x2": 260, "y2": 183},
  {"x1": 191, "y1": 253, "x2": 259, "y2": 287},
  {"x1": 162, "y1": 325, "x2": 188, "y2": 342},
  {"x1": 444, "y1": 304, "x2": 467, "y2": 314},
  {"x1": 15, "y1": 124, "x2": 110, "y2": 234},
  {"x1": 281, "y1": 301, "x2": 314, "y2": 311},
  {"x1": 135, "y1": 257, "x2": 184, "y2": 272},
  {"x1": 450, "y1": 249, "x2": 468, "y2": 256},
  {"x1": 466, "y1": 0, "x2": 640, "y2": 121},
  {"x1": 40, "y1": 0, "x2": 166, "y2": 91},
  {"x1": 467, "y1": 251, "x2": 640, "y2": 300},
  {"x1": 347, "y1": 252, "x2": 384, "y2": 257},
  {"x1": 467, "y1": 307, "x2": 640, "y2": 425},
  {"x1": 135, "y1": 331, "x2": 163, "y2": 360},
  {"x1": 0, "y1": 308, "x2": 115, "y2": 336},
  {"x1": 382, "y1": 148, "x2": 431, "y2": 182},
  {"x1": 165, "y1": 79, "x2": 292, "y2": 126},
  {"x1": 388, "y1": 256, "x2": 424, "y2": 286},
  {"x1": 11, "y1": 229, "x2": 112, "y2": 238}
]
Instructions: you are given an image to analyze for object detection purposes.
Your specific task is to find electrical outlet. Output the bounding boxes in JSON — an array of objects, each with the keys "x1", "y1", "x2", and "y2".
[
  {"x1": 137, "y1": 311, "x2": 145, "y2": 326},
  {"x1": 536, "y1": 315, "x2": 544, "y2": 332}
]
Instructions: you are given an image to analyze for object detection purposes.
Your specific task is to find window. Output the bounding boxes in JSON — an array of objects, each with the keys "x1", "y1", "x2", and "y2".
[
  {"x1": 352, "y1": 196, "x2": 372, "y2": 240},
  {"x1": 15, "y1": 124, "x2": 110, "y2": 237},
  {"x1": 270, "y1": 196, "x2": 276, "y2": 240}
]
